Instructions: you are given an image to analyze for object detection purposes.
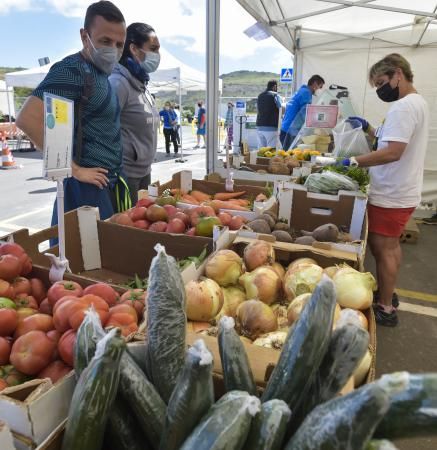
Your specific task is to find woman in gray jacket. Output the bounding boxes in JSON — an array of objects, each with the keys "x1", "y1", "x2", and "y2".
[{"x1": 109, "y1": 22, "x2": 160, "y2": 204}]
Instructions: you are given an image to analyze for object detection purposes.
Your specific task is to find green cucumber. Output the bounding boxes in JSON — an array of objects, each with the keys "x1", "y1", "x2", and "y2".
[
  {"x1": 218, "y1": 316, "x2": 257, "y2": 395},
  {"x1": 374, "y1": 372, "x2": 437, "y2": 439},
  {"x1": 284, "y1": 383, "x2": 390, "y2": 450},
  {"x1": 74, "y1": 307, "x2": 106, "y2": 378},
  {"x1": 145, "y1": 244, "x2": 187, "y2": 403},
  {"x1": 261, "y1": 277, "x2": 337, "y2": 411},
  {"x1": 126, "y1": 342, "x2": 148, "y2": 375},
  {"x1": 243, "y1": 399, "x2": 291, "y2": 450},
  {"x1": 61, "y1": 328, "x2": 125, "y2": 450},
  {"x1": 119, "y1": 352, "x2": 166, "y2": 449},
  {"x1": 366, "y1": 440, "x2": 399, "y2": 450},
  {"x1": 180, "y1": 391, "x2": 260, "y2": 450},
  {"x1": 104, "y1": 394, "x2": 150, "y2": 450},
  {"x1": 159, "y1": 339, "x2": 214, "y2": 450}
]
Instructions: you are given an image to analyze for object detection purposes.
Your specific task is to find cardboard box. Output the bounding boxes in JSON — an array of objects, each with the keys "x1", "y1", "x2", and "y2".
[
  {"x1": 400, "y1": 216, "x2": 419, "y2": 244},
  {"x1": 0, "y1": 421, "x2": 15, "y2": 450},
  {"x1": 0, "y1": 373, "x2": 75, "y2": 448}
]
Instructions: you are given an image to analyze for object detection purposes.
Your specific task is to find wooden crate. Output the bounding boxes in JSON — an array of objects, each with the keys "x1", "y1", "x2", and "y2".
[{"x1": 400, "y1": 217, "x2": 419, "y2": 244}]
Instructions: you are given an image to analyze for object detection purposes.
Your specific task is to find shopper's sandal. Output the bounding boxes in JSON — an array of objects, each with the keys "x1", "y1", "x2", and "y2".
[{"x1": 373, "y1": 303, "x2": 399, "y2": 327}]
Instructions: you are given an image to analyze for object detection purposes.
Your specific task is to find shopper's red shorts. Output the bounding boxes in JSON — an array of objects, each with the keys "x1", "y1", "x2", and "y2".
[{"x1": 368, "y1": 204, "x2": 415, "y2": 238}]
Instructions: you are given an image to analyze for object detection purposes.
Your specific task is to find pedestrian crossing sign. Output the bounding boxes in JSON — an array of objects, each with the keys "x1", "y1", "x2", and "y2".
[{"x1": 280, "y1": 68, "x2": 293, "y2": 83}]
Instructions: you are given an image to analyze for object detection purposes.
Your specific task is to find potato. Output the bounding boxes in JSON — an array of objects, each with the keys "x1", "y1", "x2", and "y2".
[
  {"x1": 272, "y1": 230, "x2": 294, "y2": 243},
  {"x1": 247, "y1": 219, "x2": 271, "y2": 234},
  {"x1": 259, "y1": 214, "x2": 275, "y2": 231}
]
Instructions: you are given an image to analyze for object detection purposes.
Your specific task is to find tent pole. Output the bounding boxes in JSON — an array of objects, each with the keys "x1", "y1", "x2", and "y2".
[
  {"x1": 206, "y1": 0, "x2": 220, "y2": 174},
  {"x1": 175, "y1": 68, "x2": 187, "y2": 163},
  {"x1": 5, "y1": 83, "x2": 13, "y2": 134},
  {"x1": 292, "y1": 27, "x2": 300, "y2": 94}
]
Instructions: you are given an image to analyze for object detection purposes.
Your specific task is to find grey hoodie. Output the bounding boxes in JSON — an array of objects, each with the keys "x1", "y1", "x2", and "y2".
[{"x1": 109, "y1": 64, "x2": 160, "y2": 178}]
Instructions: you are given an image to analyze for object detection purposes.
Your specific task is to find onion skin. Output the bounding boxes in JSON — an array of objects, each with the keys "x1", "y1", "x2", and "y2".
[
  {"x1": 353, "y1": 349, "x2": 372, "y2": 387},
  {"x1": 283, "y1": 264, "x2": 324, "y2": 301},
  {"x1": 271, "y1": 304, "x2": 290, "y2": 330},
  {"x1": 336, "y1": 308, "x2": 368, "y2": 330},
  {"x1": 236, "y1": 299, "x2": 278, "y2": 340},
  {"x1": 253, "y1": 331, "x2": 287, "y2": 350},
  {"x1": 271, "y1": 262, "x2": 285, "y2": 280},
  {"x1": 287, "y1": 293, "x2": 311, "y2": 325},
  {"x1": 217, "y1": 286, "x2": 246, "y2": 319},
  {"x1": 205, "y1": 250, "x2": 244, "y2": 287},
  {"x1": 333, "y1": 268, "x2": 376, "y2": 310},
  {"x1": 239, "y1": 266, "x2": 282, "y2": 305},
  {"x1": 243, "y1": 240, "x2": 275, "y2": 271},
  {"x1": 185, "y1": 278, "x2": 224, "y2": 321},
  {"x1": 323, "y1": 266, "x2": 339, "y2": 278},
  {"x1": 287, "y1": 258, "x2": 317, "y2": 271}
]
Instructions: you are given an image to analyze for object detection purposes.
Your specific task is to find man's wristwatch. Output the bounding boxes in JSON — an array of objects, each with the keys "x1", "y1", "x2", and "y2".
[{"x1": 350, "y1": 156, "x2": 359, "y2": 167}]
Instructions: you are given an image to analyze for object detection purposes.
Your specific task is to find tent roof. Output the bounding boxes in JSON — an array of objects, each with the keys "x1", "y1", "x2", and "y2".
[{"x1": 236, "y1": 0, "x2": 437, "y2": 52}]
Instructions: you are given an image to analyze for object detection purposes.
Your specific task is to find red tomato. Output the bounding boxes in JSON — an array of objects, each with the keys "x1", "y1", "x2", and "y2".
[
  {"x1": 129, "y1": 206, "x2": 148, "y2": 221},
  {"x1": 0, "y1": 337, "x2": 11, "y2": 364},
  {"x1": 185, "y1": 227, "x2": 196, "y2": 236},
  {"x1": 136, "y1": 197, "x2": 154, "y2": 208},
  {"x1": 229, "y1": 215, "x2": 246, "y2": 231},
  {"x1": 0, "y1": 243, "x2": 32, "y2": 276},
  {"x1": 37, "y1": 360, "x2": 72, "y2": 384},
  {"x1": 119, "y1": 289, "x2": 146, "y2": 316},
  {"x1": 58, "y1": 330, "x2": 76, "y2": 367},
  {"x1": 0, "y1": 255, "x2": 22, "y2": 281},
  {"x1": 83, "y1": 283, "x2": 119, "y2": 307},
  {"x1": 68, "y1": 295, "x2": 109, "y2": 330},
  {"x1": 0, "y1": 379, "x2": 7, "y2": 391},
  {"x1": 12, "y1": 277, "x2": 31, "y2": 296},
  {"x1": 0, "y1": 308, "x2": 18, "y2": 336},
  {"x1": 218, "y1": 212, "x2": 232, "y2": 226},
  {"x1": 16, "y1": 307, "x2": 37, "y2": 322},
  {"x1": 53, "y1": 296, "x2": 81, "y2": 332},
  {"x1": 166, "y1": 218, "x2": 186, "y2": 234},
  {"x1": 14, "y1": 294, "x2": 38, "y2": 310},
  {"x1": 29, "y1": 278, "x2": 47, "y2": 304},
  {"x1": 133, "y1": 219, "x2": 150, "y2": 230},
  {"x1": 0, "y1": 279, "x2": 15, "y2": 299},
  {"x1": 189, "y1": 206, "x2": 216, "y2": 226},
  {"x1": 14, "y1": 314, "x2": 54, "y2": 339},
  {"x1": 108, "y1": 304, "x2": 138, "y2": 322},
  {"x1": 46, "y1": 329, "x2": 62, "y2": 343},
  {"x1": 173, "y1": 211, "x2": 190, "y2": 226},
  {"x1": 106, "y1": 313, "x2": 139, "y2": 337},
  {"x1": 10, "y1": 331, "x2": 56, "y2": 375},
  {"x1": 39, "y1": 298, "x2": 52, "y2": 315},
  {"x1": 47, "y1": 281, "x2": 83, "y2": 307}
]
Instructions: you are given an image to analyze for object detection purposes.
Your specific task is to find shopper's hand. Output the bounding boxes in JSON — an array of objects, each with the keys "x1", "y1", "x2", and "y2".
[
  {"x1": 72, "y1": 163, "x2": 109, "y2": 189},
  {"x1": 335, "y1": 158, "x2": 351, "y2": 167},
  {"x1": 347, "y1": 116, "x2": 369, "y2": 131}
]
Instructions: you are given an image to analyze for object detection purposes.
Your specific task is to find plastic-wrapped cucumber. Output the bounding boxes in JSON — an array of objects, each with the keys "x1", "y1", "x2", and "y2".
[
  {"x1": 218, "y1": 316, "x2": 257, "y2": 395},
  {"x1": 74, "y1": 306, "x2": 106, "y2": 378},
  {"x1": 160, "y1": 339, "x2": 214, "y2": 450},
  {"x1": 243, "y1": 399, "x2": 291, "y2": 450},
  {"x1": 284, "y1": 383, "x2": 390, "y2": 450},
  {"x1": 180, "y1": 391, "x2": 260, "y2": 450},
  {"x1": 304, "y1": 171, "x2": 359, "y2": 195},
  {"x1": 366, "y1": 440, "x2": 399, "y2": 450},
  {"x1": 61, "y1": 328, "x2": 125, "y2": 450},
  {"x1": 374, "y1": 372, "x2": 437, "y2": 439},
  {"x1": 104, "y1": 394, "x2": 150, "y2": 450},
  {"x1": 262, "y1": 277, "x2": 337, "y2": 411},
  {"x1": 145, "y1": 244, "x2": 187, "y2": 403}
]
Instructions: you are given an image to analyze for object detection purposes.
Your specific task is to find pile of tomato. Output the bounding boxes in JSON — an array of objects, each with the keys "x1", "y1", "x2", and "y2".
[{"x1": 0, "y1": 243, "x2": 146, "y2": 391}]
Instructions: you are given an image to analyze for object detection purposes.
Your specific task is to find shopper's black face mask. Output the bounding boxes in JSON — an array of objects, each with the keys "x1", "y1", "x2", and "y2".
[{"x1": 376, "y1": 79, "x2": 399, "y2": 102}]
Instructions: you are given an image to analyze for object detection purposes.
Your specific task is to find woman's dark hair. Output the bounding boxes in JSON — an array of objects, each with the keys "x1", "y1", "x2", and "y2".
[
  {"x1": 120, "y1": 22, "x2": 155, "y2": 65},
  {"x1": 308, "y1": 75, "x2": 325, "y2": 86},
  {"x1": 84, "y1": 1, "x2": 125, "y2": 31}
]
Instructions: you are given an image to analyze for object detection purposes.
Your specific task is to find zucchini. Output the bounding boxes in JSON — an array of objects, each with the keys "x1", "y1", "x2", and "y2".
[
  {"x1": 374, "y1": 372, "x2": 437, "y2": 439},
  {"x1": 104, "y1": 394, "x2": 150, "y2": 450},
  {"x1": 284, "y1": 383, "x2": 390, "y2": 450},
  {"x1": 145, "y1": 244, "x2": 187, "y2": 403},
  {"x1": 119, "y1": 352, "x2": 166, "y2": 450},
  {"x1": 218, "y1": 316, "x2": 257, "y2": 395},
  {"x1": 160, "y1": 339, "x2": 214, "y2": 450},
  {"x1": 180, "y1": 391, "x2": 260, "y2": 450},
  {"x1": 61, "y1": 328, "x2": 125, "y2": 450},
  {"x1": 74, "y1": 306, "x2": 106, "y2": 378},
  {"x1": 261, "y1": 277, "x2": 337, "y2": 411},
  {"x1": 243, "y1": 399, "x2": 291, "y2": 450},
  {"x1": 366, "y1": 440, "x2": 399, "y2": 450}
]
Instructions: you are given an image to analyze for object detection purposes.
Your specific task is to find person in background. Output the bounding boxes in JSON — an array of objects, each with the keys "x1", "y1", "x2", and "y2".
[
  {"x1": 280, "y1": 74, "x2": 325, "y2": 150},
  {"x1": 173, "y1": 103, "x2": 181, "y2": 145},
  {"x1": 342, "y1": 54, "x2": 429, "y2": 327},
  {"x1": 16, "y1": 1, "x2": 127, "y2": 223},
  {"x1": 109, "y1": 22, "x2": 160, "y2": 205},
  {"x1": 256, "y1": 80, "x2": 282, "y2": 148},
  {"x1": 194, "y1": 101, "x2": 206, "y2": 149},
  {"x1": 159, "y1": 101, "x2": 178, "y2": 156},
  {"x1": 224, "y1": 101, "x2": 234, "y2": 152}
]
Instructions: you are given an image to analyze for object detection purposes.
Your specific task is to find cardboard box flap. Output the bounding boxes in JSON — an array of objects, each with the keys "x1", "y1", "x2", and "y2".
[{"x1": 0, "y1": 421, "x2": 15, "y2": 450}]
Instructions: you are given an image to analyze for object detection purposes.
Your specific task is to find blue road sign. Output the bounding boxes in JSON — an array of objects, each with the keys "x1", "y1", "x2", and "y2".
[{"x1": 280, "y1": 68, "x2": 293, "y2": 83}]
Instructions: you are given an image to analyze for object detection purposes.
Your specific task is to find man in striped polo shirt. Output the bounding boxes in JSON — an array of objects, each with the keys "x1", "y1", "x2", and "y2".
[{"x1": 16, "y1": 1, "x2": 127, "y2": 222}]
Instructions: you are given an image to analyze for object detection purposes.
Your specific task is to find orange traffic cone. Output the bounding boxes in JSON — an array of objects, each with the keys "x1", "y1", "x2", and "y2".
[{"x1": 1, "y1": 132, "x2": 16, "y2": 168}]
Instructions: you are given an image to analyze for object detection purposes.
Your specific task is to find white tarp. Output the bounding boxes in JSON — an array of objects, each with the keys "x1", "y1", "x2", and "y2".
[
  {"x1": 0, "y1": 80, "x2": 15, "y2": 118},
  {"x1": 235, "y1": 0, "x2": 437, "y2": 202}
]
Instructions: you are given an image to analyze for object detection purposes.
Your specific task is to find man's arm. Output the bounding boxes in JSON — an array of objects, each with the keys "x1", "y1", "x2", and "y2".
[
  {"x1": 356, "y1": 141, "x2": 407, "y2": 167},
  {"x1": 16, "y1": 96, "x2": 44, "y2": 150}
]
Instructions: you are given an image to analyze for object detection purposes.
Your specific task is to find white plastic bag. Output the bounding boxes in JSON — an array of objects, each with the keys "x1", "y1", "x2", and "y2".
[{"x1": 332, "y1": 120, "x2": 370, "y2": 157}]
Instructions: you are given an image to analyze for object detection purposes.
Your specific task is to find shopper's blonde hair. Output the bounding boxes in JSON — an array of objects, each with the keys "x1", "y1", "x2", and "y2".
[{"x1": 368, "y1": 53, "x2": 414, "y2": 86}]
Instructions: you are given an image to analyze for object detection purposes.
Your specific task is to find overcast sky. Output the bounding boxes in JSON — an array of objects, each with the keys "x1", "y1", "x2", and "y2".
[{"x1": 0, "y1": 0, "x2": 293, "y2": 74}]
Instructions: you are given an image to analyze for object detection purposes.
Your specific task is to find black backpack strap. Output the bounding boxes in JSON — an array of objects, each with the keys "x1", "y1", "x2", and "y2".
[{"x1": 74, "y1": 56, "x2": 94, "y2": 164}]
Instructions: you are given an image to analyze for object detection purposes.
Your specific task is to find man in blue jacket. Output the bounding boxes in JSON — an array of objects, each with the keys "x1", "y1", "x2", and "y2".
[{"x1": 280, "y1": 75, "x2": 325, "y2": 150}]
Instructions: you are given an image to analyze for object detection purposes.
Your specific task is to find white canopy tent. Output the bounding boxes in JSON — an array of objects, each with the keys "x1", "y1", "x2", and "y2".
[
  {"x1": 0, "y1": 80, "x2": 15, "y2": 119},
  {"x1": 227, "y1": 0, "x2": 437, "y2": 202}
]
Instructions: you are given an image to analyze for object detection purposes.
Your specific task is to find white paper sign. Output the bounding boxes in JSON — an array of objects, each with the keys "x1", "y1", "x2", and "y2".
[{"x1": 43, "y1": 93, "x2": 74, "y2": 179}]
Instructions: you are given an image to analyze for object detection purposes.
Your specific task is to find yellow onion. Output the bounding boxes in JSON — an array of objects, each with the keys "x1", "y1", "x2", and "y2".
[
  {"x1": 239, "y1": 266, "x2": 282, "y2": 305},
  {"x1": 243, "y1": 240, "x2": 275, "y2": 271},
  {"x1": 271, "y1": 262, "x2": 285, "y2": 280},
  {"x1": 236, "y1": 299, "x2": 278, "y2": 340},
  {"x1": 271, "y1": 304, "x2": 289, "y2": 330},
  {"x1": 333, "y1": 268, "x2": 376, "y2": 310},
  {"x1": 185, "y1": 278, "x2": 224, "y2": 321},
  {"x1": 253, "y1": 331, "x2": 288, "y2": 350},
  {"x1": 287, "y1": 293, "x2": 311, "y2": 325},
  {"x1": 353, "y1": 349, "x2": 372, "y2": 387},
  {"x1": 283, "y1": 263, "x2": 324, "y2": 301},
  {"x1": 323, "y1": 266, "x2": 339, "y2": 278},
  {"x1": 336, "y1": 308, "x2": 369, "y2": 330},
  {"x1": 216, "y1": 285, "x2": 246, "y2": 319},
  {"x1": 205, "y1": 250, "x2": 243, "y2": 286},
  {"x1": 287, "y1": 258, "x2": 317, "y2": 271},
  {"x1": 333, "y1": 303, "x2": 341, "y2": 325}
]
